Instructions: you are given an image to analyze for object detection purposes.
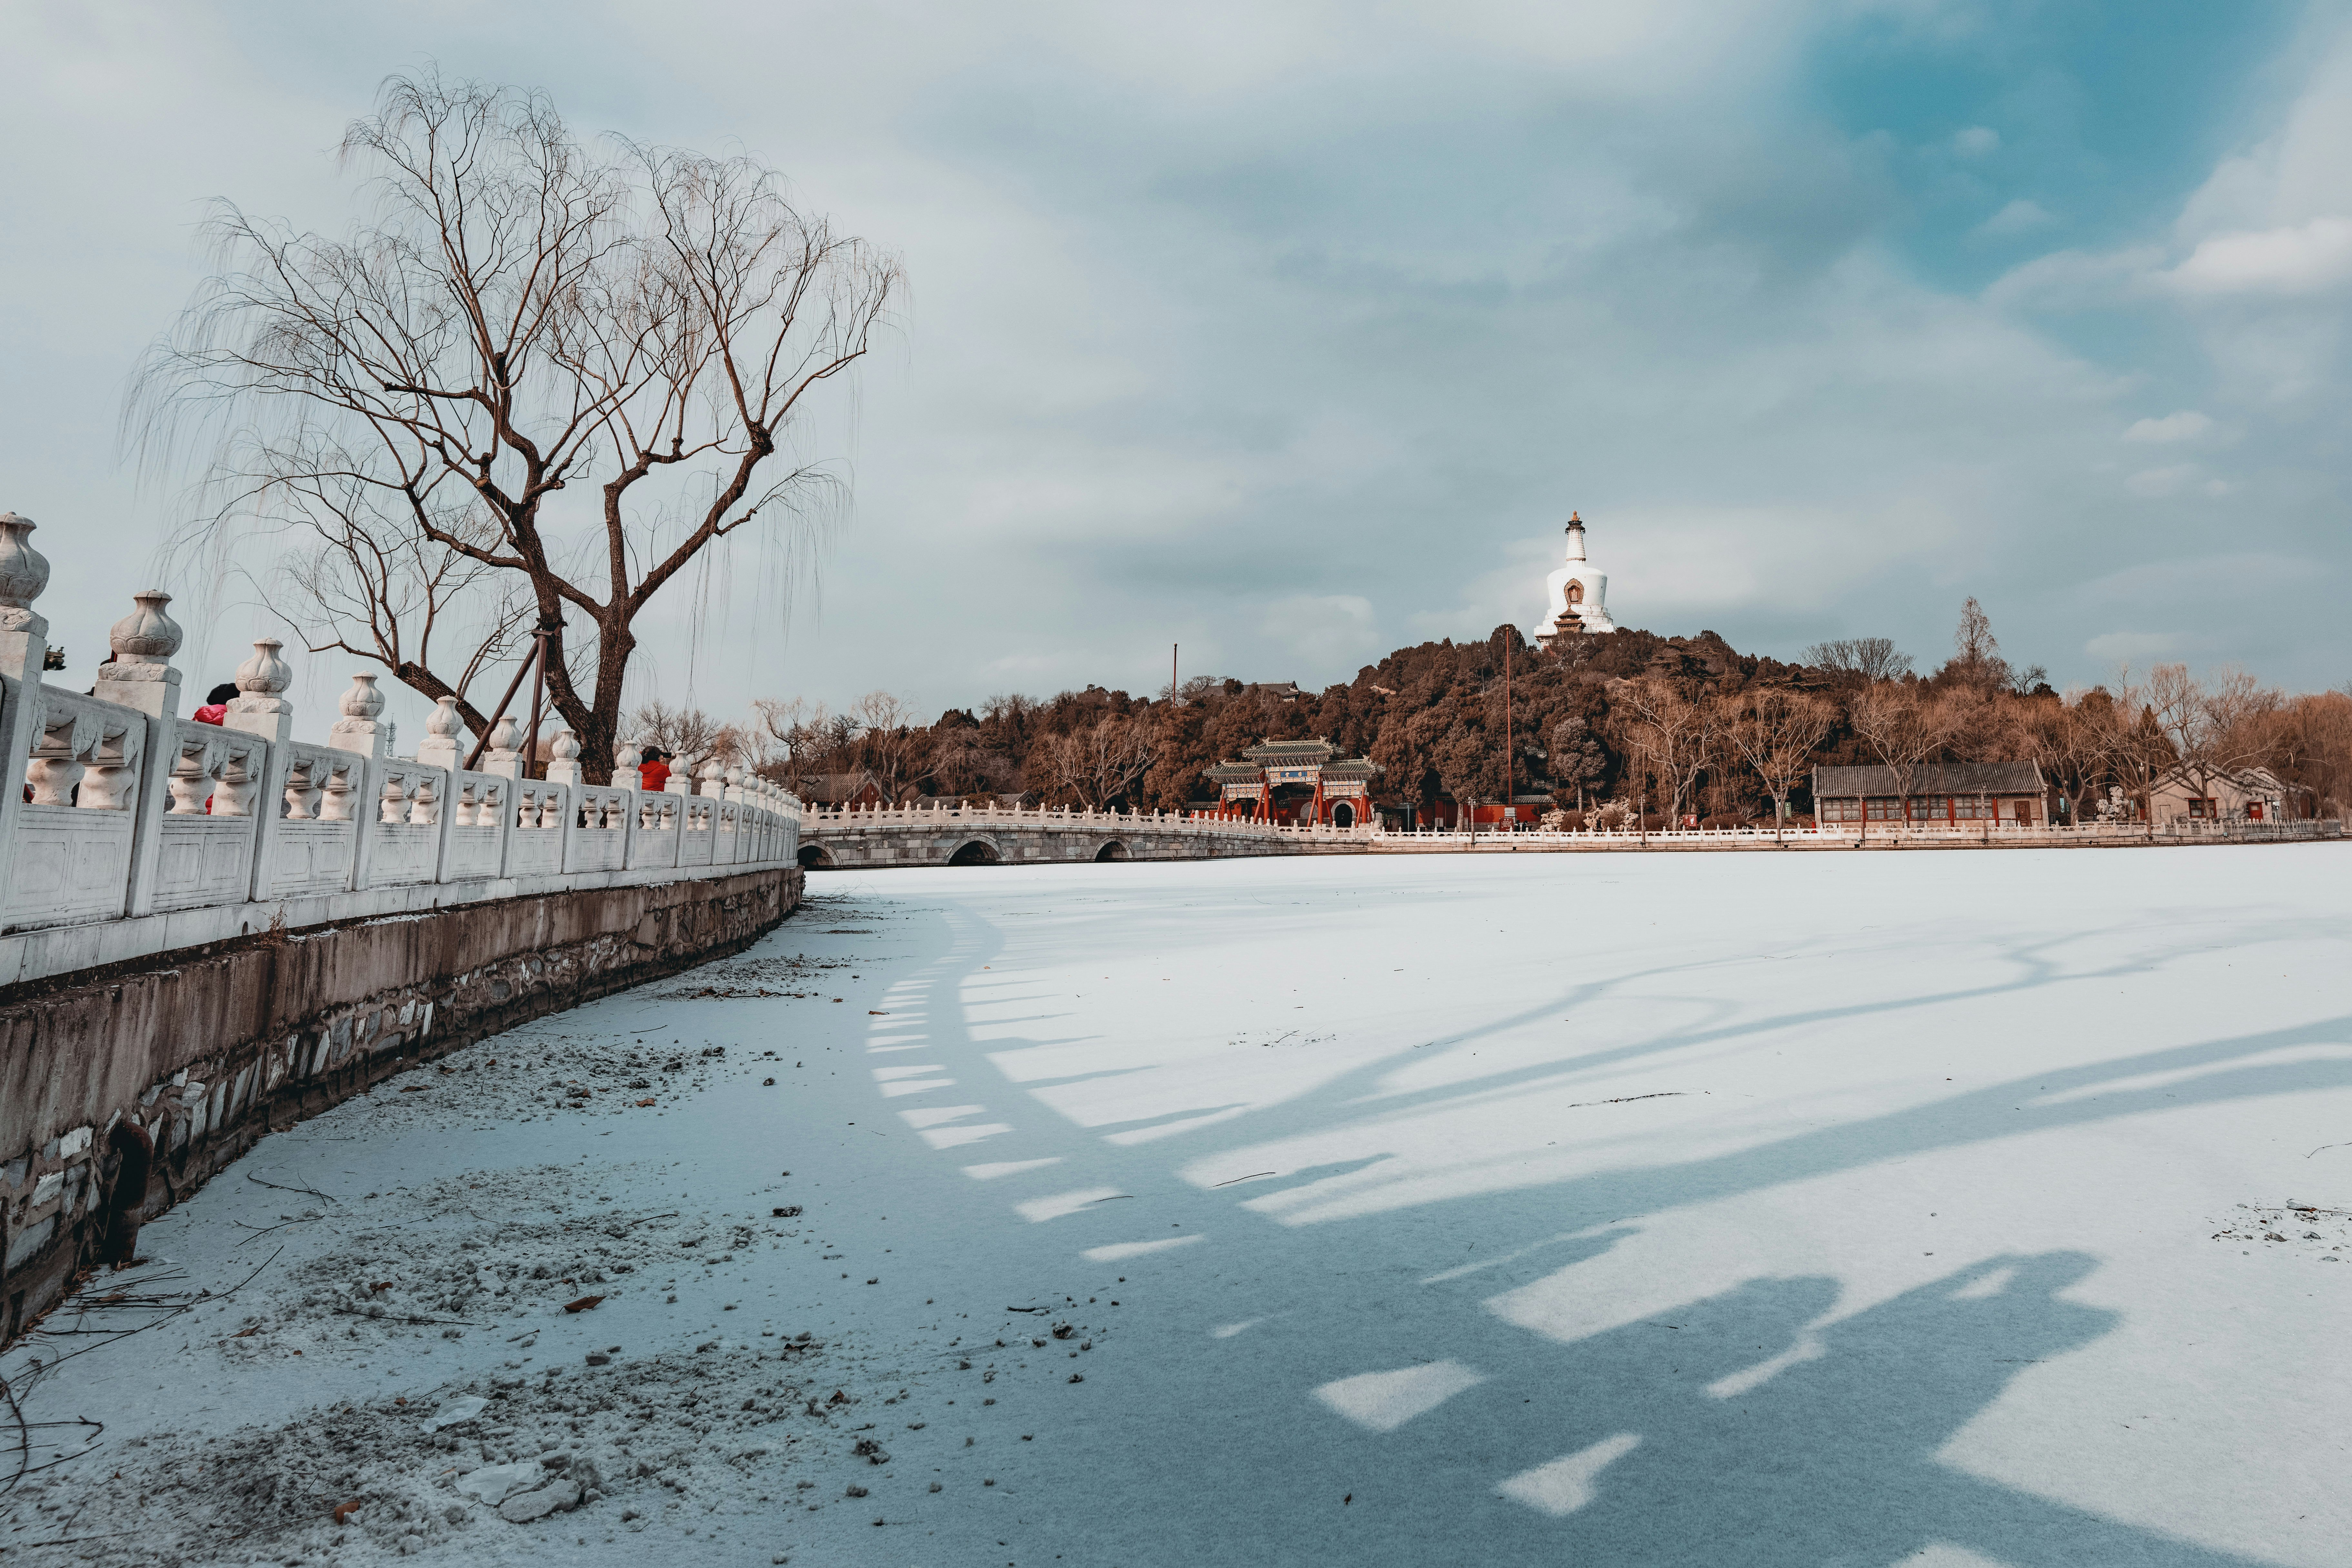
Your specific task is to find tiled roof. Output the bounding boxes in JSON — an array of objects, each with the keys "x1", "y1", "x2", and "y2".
[
  {"x1": 1242, "y1": 738, "x2": 1339, "y2": 762},
  {"x1": 1812, "y1": 762, "x2": 2045, "y2": 796}
]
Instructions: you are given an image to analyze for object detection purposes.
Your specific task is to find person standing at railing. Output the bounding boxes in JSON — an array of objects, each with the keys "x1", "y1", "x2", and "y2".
[
  {"x1": 177, "y1": 682, "x2": 240, "y2": 813},
  {"x1": 191, "y1": 681, "x2": 237, "y2": 726},
  {"x1": 639, "y1": 748, "x2": 672, "y2": 793}
]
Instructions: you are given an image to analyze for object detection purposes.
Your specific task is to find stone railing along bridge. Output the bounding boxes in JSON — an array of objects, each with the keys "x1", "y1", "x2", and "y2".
[
  {"x1": 0, "y1": 514, "x2": 805, "y2": 1345},
  {"x1": 798, "y1": 801, "x2": 1375, "y2": 869}
]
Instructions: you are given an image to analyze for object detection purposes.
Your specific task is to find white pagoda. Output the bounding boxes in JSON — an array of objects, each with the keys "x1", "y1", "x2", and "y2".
[{"x1": 1532, "y1": 512, "x2": 1617, "y2": 647}]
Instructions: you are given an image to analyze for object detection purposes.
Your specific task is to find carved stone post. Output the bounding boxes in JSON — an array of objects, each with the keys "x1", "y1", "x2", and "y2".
[
  {"x1": 530, "y1": 728, "x2": 579, "y2": 872},
  {"x1": 326, "y1": 673, "x2": 391, "y2": 759},
  {"x1": 0, "y1": 514, "x2": 52, "y2": 682},
  {"x1": 0, "y1": 516, "x2": 51, "y2": 900},
  {"x1": 481, "y1": 714, "x2": 524, "y2": 779},
  {"x1": 409, "y1": 698, "x2": 464, "y2": 883},
  {"x1": 219, "y1": 639, "x2": 295, "y2": 903},
  {"x1": 103, "y1": 591, "x2": 186, "y2": 918},
  {"x1": 318, "y1": 672, "x2": 388, "y2": 896},
  {"x1": 611, "y1": 738, "x2": 644, "y2": 794},
  {"x1": 545, "y1": 729, "x2": 584, "y2": 786},
  {"x1": 95, "y1": 590, "x2": 184, "y2": 719},
  {"x1": 416, "y1": 696, "x2": 463, "y2": 770},
  {"x1": 223, "y1": 639, "x2": 293, "y2": 745}
]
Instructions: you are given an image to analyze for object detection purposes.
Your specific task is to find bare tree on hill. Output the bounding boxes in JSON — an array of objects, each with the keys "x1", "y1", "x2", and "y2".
[
  {"x1": 1803, "y1": 637, "x2": 1914, "y2": 686},
  {"x1": 2146, "y1": 664, "x2": 2282, "y2": 813},
  {"x1": 1546, "y1": 714, "x2": 1608, "y2": 814},
  {"x1": 1033, "y1": 715, "x2": 1156, "y2": 810},
  {"x1": 1847, "y1": 684, "x2": 1954, "y2": 834},
  {"x1": 626, "y1": 700, "x2": 740, "y2": 777},
  {"x1": 1726, "y1": 688, "x2": 1835, "y2": 840},
  {"x1": 849, "y1": 691, "x2": 920, "y2": 801},
  {"x1": 134, "y1": 71, "x2": 902, "y2": 780},
  {"x1": 1607, "y1": 677, "x2": 1712, "y2": 826},
  {"x1": 1940, "y1": 598, "x2": 2012, "y2": 691}
]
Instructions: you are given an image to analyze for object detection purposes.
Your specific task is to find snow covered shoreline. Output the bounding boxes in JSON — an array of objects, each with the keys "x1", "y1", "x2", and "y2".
[{"x1": 6, "y1": 846, "x2": 2349, "y2": 1565}]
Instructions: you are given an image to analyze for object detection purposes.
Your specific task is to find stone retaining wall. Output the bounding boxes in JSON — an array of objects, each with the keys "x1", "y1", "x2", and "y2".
[{"x1": 0, "y1": 865, "x2": 801, "y2": 1347}]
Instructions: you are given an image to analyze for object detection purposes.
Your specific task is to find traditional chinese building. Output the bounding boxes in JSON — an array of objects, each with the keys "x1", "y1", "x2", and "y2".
[
  {"x1": 1205, "y1": 739, "x2": 1382, "y2": 826},
  {"x1": 1810, "y1": 762, "x2": 2046, "y2": 826},
  {"x1": 1532, "y1": 511, "x2": 1619, "y2": 648}
]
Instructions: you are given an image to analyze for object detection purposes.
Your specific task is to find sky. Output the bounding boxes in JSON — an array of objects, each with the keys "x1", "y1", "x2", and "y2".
[{"x1": 2, "y1": 0, "x2": 2348, "y2": 743}]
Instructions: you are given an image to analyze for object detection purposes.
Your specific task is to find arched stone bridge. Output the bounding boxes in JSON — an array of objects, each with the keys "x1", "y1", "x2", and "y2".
[{"x1": 797, "y1": 803, "x2": 1374, "y2": 870}]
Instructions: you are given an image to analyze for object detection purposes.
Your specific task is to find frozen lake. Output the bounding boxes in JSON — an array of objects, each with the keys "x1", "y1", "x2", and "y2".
[{"x1": 12, "y1": 845, "x2": 2351, "y2": 1566}]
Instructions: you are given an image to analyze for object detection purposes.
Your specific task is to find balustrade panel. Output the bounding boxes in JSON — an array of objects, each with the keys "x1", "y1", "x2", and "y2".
[
  {"x1": 566, "y1": 785, "x2": 629, "y2": 872},
  {"x1": 678, "y1": 799, "x2": 717, "y2": 866},
  {"x1": 257, "y1": 742, "x2": 363, "y2": 899},
  {"x1": 366, "y1": 763, "x2": 446, "y2": 887},
  {"x1": 150, "y1": 721, "x2": 269, "y2": 913},
  {"x1": 625, "y1": 792, "x2": 682, "y2": 870},
  {"x1": 442, "y1": 769, "x2": 509, "y2": 880},
  {"x1": 6, "y1": 689, "x2": 145, "y2": 930},
  {"x1": 505, "y1": 781, "x2": 568, "y2": 878}
]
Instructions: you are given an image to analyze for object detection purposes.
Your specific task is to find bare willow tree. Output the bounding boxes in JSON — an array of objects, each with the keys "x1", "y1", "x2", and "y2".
[
  {"x1": 259, "y1": 452, "x2": 534, "y2": 729},
  {"x1": 1725, "y1": 687, "x2": 1834, "y2": 841},
  {"x1": 1847, "y1": 684, "x2": 1952, "y2": 835},
  {"x1": 2145, "y1": 664, "x2": 2282, "y2": 810},
  {"x1": 133, "y1": 72, "x2": 902, "y2": 779},
  {"x1": 1606, "y1": 677, "x2": 1711, "y2": 826}
]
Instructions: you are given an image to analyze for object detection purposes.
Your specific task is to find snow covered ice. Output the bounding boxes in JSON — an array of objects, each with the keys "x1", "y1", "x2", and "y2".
[{"x1": 6, "y1": 846, "x2": 2350, "y2": 1566}]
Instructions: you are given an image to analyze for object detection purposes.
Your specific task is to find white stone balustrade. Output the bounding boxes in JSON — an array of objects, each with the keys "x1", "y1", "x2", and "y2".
[
  {"x1": 0, "y1": 525, "x2": 803, "y2": 988},
  {"x1": 801, "y1": 799, "x2": 1377, "y2": 842}
]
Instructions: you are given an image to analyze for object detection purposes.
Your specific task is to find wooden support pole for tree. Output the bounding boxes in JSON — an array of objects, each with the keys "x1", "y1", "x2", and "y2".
[
  {"x1": 464, "y1": 636, "x2": 543, "y2": 773},
  {"x1": 525, "y1": 626, "x2": 551, "y2": 782}
]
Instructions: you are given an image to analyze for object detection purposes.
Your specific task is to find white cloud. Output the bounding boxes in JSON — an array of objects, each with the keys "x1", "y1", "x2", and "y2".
[
  {"x1": 2126, "y1": 465, "x2": 2199, "y2": 498},
  {"x1": 2175, "y1": 23, "x2": 2352, "y2": 241},
  {"x1": 1983, "y1": 244, "x2": 2165, "y2": 310},
  {"x1": 1953, "y1": 125, "x2": 2000, "y2": 158},
  {"x1": 2165, "y1": 216, "x2": 2352, "y2": 296},
  {"x1": 2122, "y1": 411, "x2": 2212, "y2": 443},
  {"x1": 1975, "y1": 198, "x2": 2054, "y2": 237}
]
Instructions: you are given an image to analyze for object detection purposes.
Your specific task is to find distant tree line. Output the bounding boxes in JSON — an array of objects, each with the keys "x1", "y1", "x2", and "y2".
[{"x1": 639, "y1": 599, "x2": 2352, "y2": 825}]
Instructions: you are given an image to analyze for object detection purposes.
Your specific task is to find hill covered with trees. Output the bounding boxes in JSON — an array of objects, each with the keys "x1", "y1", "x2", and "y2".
[{"x1": 637, "y1": 602, "x2": 2352, "y2": 826}]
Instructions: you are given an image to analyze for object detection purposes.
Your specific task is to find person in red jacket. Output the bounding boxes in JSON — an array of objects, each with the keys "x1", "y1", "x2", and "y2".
[
  {"x1": 192, "y1": 682, "x2": 238, "y2": 725},
  {"x1": 186, "y1": 684, "x2": 239, "y2": 812},
  {"x1": 638, "y1": 748, "x2": 672, "y2": 793}
]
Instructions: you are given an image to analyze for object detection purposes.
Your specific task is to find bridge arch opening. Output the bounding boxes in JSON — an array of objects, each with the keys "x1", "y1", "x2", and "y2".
[
  {"x1": 948, "y1": 839, "x2": 1002, "y2": 867},
  {"x1": 1095, "y1": 840, "x2": 1130, "y2": 862},
  {"x1": 798, "y1": 845, "x2": 835, "y2": 870}
]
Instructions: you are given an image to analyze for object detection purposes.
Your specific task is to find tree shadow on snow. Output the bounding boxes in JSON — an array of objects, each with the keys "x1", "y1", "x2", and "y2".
[
  {"x1": 839, "y1": 897, "x2": 2312, "y2": 1565},
  {"x1": 1079, "y1": 1250, "x2": 2268, "y2": 1567}
]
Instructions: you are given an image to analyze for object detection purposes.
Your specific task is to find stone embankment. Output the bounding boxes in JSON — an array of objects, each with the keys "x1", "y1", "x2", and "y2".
[{"x1": 0, "y1": 866, "x2": 802, "y2": 1347}]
